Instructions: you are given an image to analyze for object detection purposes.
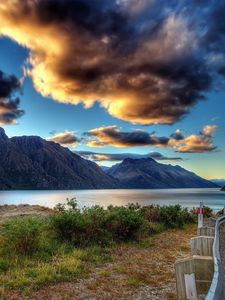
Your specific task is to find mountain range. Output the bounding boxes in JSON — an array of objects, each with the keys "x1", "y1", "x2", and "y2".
[{"x1": 0, "y1": 128, "x2": 217, "y2": 190}]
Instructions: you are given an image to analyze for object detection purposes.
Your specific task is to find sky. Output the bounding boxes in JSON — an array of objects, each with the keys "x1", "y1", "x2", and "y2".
[{"x1": 0, "y1": 0, "x2": 224, "y2": 180}]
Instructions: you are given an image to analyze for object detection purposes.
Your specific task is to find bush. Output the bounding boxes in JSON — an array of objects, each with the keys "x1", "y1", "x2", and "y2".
[
  {"x1": 51, "y1": 199, "x2": 145, "y2": 245},
  {"x1": 141, "y1": 205, "x2": 161, "y2": 222},
  {"x1": 51, "y1": 199, "x2": 196, "y2": 245},
  {"x1": 141, "y1": 204, "x2": 195, "y2": 229},
  {"x1": 104, "y1": 206, "x2": 145, "y2": 241},
  {"x1": 203, "y1": 206, "x2": 214, "y2": 218},
  {"x1": 159, "y1": 205, "x2": 188, "y2": 228},
  {"x1": 0, "y1": 217, "x2": 45, "y2": 255},
  {"x1": 51, "y1": 200, "x2": 110, "y2": 246}
]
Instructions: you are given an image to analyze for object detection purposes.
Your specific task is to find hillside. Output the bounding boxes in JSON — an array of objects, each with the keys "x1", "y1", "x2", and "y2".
[
  {"x1": 106, "y1": 158, "x2": 217, "y2": 189},
  {"x1": 0, "y1": 128, "x2": 118, "y2": 190}
]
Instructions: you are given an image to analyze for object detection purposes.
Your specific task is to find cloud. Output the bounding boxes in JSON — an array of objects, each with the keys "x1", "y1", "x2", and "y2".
[
  {"x1": 86, "y1": 125, "x2": 169, "y2": 147},
  {"x1": 0, "y1": 70, "x2": 24, "y2": 125},
  {"x1": 169, "y1": 125, "x2": 218, "y2": 153},
  {"x1": 0, "y1": 0, "x2": 224, "y2": 124},
  {"x1": 86, "y1": 124, "x2": 218, "y2": 153},
  {"x1": 47, "y1": 130, "x2": 80, "y2": 147},
  {"x1": 170, "y1": 129, "x2": 185, "y2": 141},
  {"x1": 76, "y1": 151, "x2": 183, "y2": 162}
]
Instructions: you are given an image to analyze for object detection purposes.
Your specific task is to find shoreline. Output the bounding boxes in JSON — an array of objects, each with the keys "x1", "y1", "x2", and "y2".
[{"x1": 0, "y1": 204, "x2": 53, "y2": 221}]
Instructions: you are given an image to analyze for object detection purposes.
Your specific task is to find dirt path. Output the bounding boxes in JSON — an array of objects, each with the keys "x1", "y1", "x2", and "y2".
[{"x1": 3, "y1": 225, "x2": 196, "y2": 300}]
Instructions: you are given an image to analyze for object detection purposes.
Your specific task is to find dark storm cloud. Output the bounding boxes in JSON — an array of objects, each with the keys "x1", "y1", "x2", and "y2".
[
  {"x1": 202, "y1": 1, "x2": 225, "y2": 48},
  {"x1": 0, "y1": 0, "x2": 224, "y2": 124},
  {"x1": 0, "y1": 70, "x2": 24, "y2": 125},
  {"x1": 76, "y1": 151, "x2": 183, "y2": 162}
]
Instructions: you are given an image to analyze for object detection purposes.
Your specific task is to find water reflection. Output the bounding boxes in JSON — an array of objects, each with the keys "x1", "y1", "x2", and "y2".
[{"x1": 0, "y1": 188, "x2": 225, "y2": 211}]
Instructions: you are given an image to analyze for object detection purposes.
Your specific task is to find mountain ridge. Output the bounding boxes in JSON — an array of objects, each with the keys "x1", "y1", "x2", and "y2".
[
  {"x1": 0, "y1": 128, "x2": 118, "y2": 190},
  {"x1": 105, "y1": 157, "x2": 217, "y2": 189}
]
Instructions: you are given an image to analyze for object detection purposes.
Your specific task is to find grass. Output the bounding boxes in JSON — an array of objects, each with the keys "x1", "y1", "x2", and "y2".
[
  {"x1": 0, "y1": 199, "x2": 208, "y2": 299},
  {"x1": 0, "y1": 246, "x2": 112, "y2": 292},
  {"x1": 127, "y1": 276, "x2": 143, "y2": 287},
  {"x1": 0, "y1": 225, "x2": 197, "y2": 299}
]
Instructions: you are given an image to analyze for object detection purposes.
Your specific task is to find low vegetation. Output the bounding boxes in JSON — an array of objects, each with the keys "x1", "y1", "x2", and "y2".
[{"x1": 0, "y1": 199, "x2": 212, "y2": 298}]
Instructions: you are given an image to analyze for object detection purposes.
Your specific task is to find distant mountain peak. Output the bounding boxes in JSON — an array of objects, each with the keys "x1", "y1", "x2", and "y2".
[
  {"x1": 0, "y1": 132, "x2": 119, "y2": 190},
  {"x1": 106, "y1": 157, "x2": 217, "y2": 189},
  {"x1": 0, "y1": 127, "x2": 8, "y2": 141}
]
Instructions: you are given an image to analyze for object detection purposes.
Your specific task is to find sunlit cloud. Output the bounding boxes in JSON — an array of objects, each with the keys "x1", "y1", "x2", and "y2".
[
  {"x1": 169, "y1": 125, "x2": 218, "y2": 153},
  {"x1": 0, "y1": 1, "x2": 224, "y2": 124},
  {"x1": 0, "y1": 70, "x2": 24, "y2": 125},
  {"x1": 47, "y1": 130, "x2": 80, "y2": 147},
  {"x1": 86, "y1": 125, "x2": 169, "y2": 148},
  {"x1": 86, "y1": 125, "x2": 218, "y2": 153}
]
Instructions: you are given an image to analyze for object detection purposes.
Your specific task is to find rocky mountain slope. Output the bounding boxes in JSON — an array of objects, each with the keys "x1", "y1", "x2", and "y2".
[
  {"x1": 0, "y1": 128, "x2": 118, "y2": 190},
  {"x1": 105, "y1": 158, "x2": 217, "y2": 189}
]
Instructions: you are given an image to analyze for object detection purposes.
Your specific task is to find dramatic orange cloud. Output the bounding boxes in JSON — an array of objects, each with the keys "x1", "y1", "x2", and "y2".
[
  {"x1": 86, "y1": 125, "x2": 218, "y2": 153},
  {"x1": 169, "y1": 125, "x2": 218, "y2": 153},
  {"x1": 86, "y1": 126, "x2": 169, "y2": 148},
  {"x1": 47, "y1": 131, "x2": 79, "y2": 147},
  {"x1": 0, "y1": 0, "x2": 219, "y2": 125}
]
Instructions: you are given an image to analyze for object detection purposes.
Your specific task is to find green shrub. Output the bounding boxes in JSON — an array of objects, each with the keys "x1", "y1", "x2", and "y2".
[
  {"x1": 141, "y1": 204, "x2": 195, "y2": 229},
  {"x1": 203, "y1": 206, "x2": 214, "y2": 218},
  {"x1": 82, "y1": 206, "x2": 111, "y2": 246},
  {"x1": 50, "y1": 210, "x2": 86, "y2": 245},
  {"x1": 141, "y1": 205, "x2": 161, "y2": 222},
  {"x1": 159, "y1": 205, "x2": 185, "y2": 228},
  {"x1": 51, "y1": 200, "x2": 110, "y2": 246},
  {"x1": 104, "y1": 206, "x2": 145, "y2": 241},
  {"x1": 51, "y1": 199, "x2": 195, "y2": 245},
  {"x1": 51, "y1": 199, "x2": 145, "y2": 244},
  {"x1": 1, "y1": 217, "x2": 45, "y2": 255}
]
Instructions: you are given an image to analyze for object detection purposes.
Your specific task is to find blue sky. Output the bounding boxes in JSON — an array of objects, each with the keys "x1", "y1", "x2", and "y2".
[{"x1": 0, "y1": 0, "x2": 224, "y2": 180}]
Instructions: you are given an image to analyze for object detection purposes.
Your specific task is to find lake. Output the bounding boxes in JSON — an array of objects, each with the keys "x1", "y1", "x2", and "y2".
[{"x1": 0, "y1": 188, "x2": 225, "y2": 211}]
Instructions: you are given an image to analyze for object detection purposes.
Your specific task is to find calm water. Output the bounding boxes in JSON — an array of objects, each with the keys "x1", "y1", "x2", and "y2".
[{"x1": 0, "y1": 188, "x2": 225, "y2": 211}]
